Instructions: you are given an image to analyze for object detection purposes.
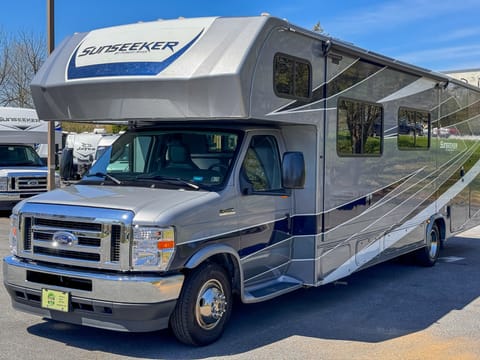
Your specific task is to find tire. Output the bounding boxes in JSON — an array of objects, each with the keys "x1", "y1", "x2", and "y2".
[
  {"x1": 416, "y1": 223, "x2": 441, "y2": 267},
  {"x1": 170, "y1": 262, "x2": 232, "y2": 346}
]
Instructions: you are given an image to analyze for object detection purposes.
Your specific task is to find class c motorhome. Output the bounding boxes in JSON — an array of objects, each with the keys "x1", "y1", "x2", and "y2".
[
  {"x1": 0, "y1": 107, "x2": 61, "y2": 209},
  {"x1": 4, "y1": 15, "x2": 480, "y2": 346}
]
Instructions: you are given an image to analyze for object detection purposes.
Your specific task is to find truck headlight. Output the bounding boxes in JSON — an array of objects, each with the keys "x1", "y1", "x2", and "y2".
[
  {"x1": 9, "y1": 213, "x2": 19, "y2": 255},
  {"x1": 132, "y1": 226, "x2": 175, "y2": 270},
  {"x1": 0, "y1": 177, "x2": 8, "y2": 191}
]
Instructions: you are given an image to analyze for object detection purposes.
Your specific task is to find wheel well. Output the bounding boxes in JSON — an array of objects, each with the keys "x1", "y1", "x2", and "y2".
[
  {"x1": 185, "y1": 253, "x2": 241, "y2": 296},
  {"x1": 431, "y1": 217, "x2": 446, "y2": 249},
  {"x1": 433, "y1": 218, "x2": 446, "y2": 242}
]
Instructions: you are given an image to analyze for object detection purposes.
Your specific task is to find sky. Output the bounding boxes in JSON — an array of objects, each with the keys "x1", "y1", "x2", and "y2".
[{"x1": 1, "y1": 0, "x2": 479, "y2": 72}]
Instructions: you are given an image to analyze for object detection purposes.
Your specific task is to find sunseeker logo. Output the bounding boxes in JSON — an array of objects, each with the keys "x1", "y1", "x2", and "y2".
[
  {"x1": 66, "y1": 21, "x2": 211, "y2": 80},
  {"x1": 78, "y1": 41, "x2": 180, "y2": 57},
  {"x1": 440, "y1": 141, "x2": 458, "y2": 152}
]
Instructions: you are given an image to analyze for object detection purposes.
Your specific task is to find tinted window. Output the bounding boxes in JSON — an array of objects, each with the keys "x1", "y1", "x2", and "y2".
[
  {"x1": 241, "y1": 135, "x2": 282, "y2": 192},
  {"x1": 95, "y1": 129, "x2": 241, "y2": 189},
  {"x1": 398, "y1": 108, "x2": 430, "y2": 150},
  {"x1": 274, "y1": 54, "x2": 311, "y2": 99},
  {"x1": 0, "y1": 145, "x2": 44, "y2": 166},
  {"x1": 337, "y1": 98, "x2": 383, "y2": 156}
]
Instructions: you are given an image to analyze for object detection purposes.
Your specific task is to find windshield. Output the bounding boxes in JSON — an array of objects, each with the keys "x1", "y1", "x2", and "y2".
[
  {"x1": 84, "y1": 128, "x2": 242, "y2": 190},
  {"x1": 0, "y1": 145, "x2": 45, "y2": 167}
]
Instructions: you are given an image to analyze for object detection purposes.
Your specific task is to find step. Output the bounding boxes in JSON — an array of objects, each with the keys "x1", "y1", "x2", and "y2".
[{"x1": 243, "y1": 275, "x2": 303, "y2": 303}]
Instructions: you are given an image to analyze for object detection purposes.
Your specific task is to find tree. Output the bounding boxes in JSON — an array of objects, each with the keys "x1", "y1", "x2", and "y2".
[
  {"x1": 313, "y1": 21, "x2": 324, "y2": 33},
  {"x1": 0, "y1": 30, "x2": 46, "y2": 108}
]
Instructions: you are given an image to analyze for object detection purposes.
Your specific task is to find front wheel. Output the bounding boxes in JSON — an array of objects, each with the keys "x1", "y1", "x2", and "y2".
[
  {"x1": 170, "y1": 262, "x2": 232, "y2": 346},
  {"x1": 415, "y1": 223, "x2": 441, "y2": 267}
]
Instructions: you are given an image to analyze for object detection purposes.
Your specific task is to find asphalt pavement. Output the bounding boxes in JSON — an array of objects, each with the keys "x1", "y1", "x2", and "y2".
[{"x1": 0, "y1": 211, "x2": 479, "y2": 360}]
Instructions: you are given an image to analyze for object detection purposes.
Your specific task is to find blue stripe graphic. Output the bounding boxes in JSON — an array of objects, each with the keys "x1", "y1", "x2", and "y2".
[{"x1": 67, "y1": 30, "x2": 204, "y2": 80}]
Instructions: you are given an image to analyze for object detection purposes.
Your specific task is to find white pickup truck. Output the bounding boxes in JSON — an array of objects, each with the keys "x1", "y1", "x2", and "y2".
[{"x1": 0, "y1": 144, "x2": 59, "y2": 210}]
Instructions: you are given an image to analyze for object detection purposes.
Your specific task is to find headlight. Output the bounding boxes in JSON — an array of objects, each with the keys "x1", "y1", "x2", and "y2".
[
  {"x1": 0, "y1": 177, "x2": 8, "y2": 191},
  {"x1": 132, "y1": 226, "x2": 175, "y2": 270},
  {"x1": 9, "y1": 213, "x2": 19, "y2": 255}
]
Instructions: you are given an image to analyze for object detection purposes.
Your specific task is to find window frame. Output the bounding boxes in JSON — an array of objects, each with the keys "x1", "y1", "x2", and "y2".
[{"x1": 273, "y1": 52, "x2": 312, "y2": 100}]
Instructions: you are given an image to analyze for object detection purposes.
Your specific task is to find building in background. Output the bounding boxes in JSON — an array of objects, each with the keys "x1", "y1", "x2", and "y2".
[{"x1": 444, "y1": 68, "x2": 480, "y2": 87}]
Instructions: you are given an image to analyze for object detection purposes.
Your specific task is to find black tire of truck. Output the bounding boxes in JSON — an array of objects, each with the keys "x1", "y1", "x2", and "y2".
[
  {"x1": 415, "y1": 223, "x2": 441, "y2": 267},
  {"x1": 170, "y1": 262, "x2": 233, "y2": 346}
]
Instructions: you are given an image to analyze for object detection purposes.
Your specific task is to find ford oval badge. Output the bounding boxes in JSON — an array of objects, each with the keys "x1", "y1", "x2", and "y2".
[{"x1": 52, "y1": 231, "x2": 77, "y2": 247}]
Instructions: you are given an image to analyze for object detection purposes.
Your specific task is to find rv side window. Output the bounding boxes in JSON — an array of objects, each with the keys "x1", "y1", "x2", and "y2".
[
  {"x1": 337, "y1": 98, "x2": 383, "y2": 156},
  {"x1": 240, "y1": 135, "x2": 283, "y2": 193},
  {"x1": 274, "y1": 53, "x2": 311, "y2": 99},
  {"x1": 397, "y1": 108, "x2": 430, "y2": 150}
]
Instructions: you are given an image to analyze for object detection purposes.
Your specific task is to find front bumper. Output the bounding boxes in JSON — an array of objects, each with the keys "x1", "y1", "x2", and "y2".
[{"x1": 3, "y1": 255, "x2": 184, "y2": 332}]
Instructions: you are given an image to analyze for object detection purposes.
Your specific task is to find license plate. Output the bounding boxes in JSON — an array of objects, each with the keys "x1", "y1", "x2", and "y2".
[{"x1": 41, "y1": 289, "x2": 70, "y2": 312}]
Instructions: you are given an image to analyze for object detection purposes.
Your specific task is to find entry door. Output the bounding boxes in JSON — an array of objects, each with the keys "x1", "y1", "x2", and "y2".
[{"x1": 235, "y1": 133, "x2": 292, "y2": 284}]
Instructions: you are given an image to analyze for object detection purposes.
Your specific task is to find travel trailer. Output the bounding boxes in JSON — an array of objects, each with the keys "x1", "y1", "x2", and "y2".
[
  {"x1": 60, "y1": 130, "x2": 111, "y2": 180},
  {"x1": 4, "y1": 16, "x2": 480, "y2": 346},
  {"x1": 0, "y1": 107, "x2": 61, "y2": 209},
  {"x1": 94, "y1": 134, "x2": 120, "y2": 161}
]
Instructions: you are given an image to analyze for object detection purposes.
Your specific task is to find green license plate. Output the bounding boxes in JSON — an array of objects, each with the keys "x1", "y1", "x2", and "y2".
[{"x1": 41, "y1": 289, "x2": 70, "y2": 312}]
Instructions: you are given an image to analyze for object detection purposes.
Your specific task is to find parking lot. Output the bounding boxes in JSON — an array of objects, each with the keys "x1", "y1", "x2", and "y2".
[{"x1": 1, "y1": 211, "x2": 479, "y2": 360}]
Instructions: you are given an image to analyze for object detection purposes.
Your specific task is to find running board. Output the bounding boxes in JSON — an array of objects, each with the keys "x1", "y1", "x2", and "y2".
[{"x1": 243, "y1": 275, "x2": 303, "y2": 303}]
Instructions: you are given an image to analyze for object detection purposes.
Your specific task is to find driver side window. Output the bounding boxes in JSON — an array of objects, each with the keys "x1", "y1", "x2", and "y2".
[{"x1": 241, "y1": 135, "x2": 282, "y2": 193}]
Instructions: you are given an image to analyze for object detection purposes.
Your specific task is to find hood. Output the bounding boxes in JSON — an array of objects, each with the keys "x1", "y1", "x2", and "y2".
[
  {"x1": 0, "y1": 167, "x2": 48, "y2": 176},
  {"x1": 24, "y1": 184, "x2": 216, "y2": 222}
]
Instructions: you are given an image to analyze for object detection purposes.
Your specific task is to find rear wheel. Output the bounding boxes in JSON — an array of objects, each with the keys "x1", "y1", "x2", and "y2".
[
  {"x1": 416, "y1": 223, "x2": 441, "y2": 267},
  {"x1": 170, "y1": 262, "x2": 232, "y2": 346}
]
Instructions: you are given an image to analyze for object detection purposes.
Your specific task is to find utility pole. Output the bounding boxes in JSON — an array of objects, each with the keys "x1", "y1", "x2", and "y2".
[{"x1": 47, "y1": 0, "x2": 55, "y2": 190}]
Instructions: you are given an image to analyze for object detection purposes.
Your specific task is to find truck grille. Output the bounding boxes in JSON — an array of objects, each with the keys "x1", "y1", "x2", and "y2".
[
  {"x1": 18, "y1": 203, "x2": 133, "y2": 271},
  {"x1": 10, "y1": 176, "x2": 48, "y2": 192}
]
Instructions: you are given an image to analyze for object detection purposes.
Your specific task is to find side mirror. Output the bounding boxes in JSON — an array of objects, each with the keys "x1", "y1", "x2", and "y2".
[
  {"x1": 59, "y1": 148, "x2": 75, "y2": 180},
  {"x1": 282, "y1": 152, "x2": 305, "y2": 189}
]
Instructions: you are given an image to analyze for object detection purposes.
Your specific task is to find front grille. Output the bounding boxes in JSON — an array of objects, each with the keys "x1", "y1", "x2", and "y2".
[
  {"x1": 35, "y1": 218, "x2": 102, "y2": 232},
  {"x1": 12, "y1": 176, "x2": 47, "y2": 191},
  {"x1": 19, "y1": 204, "x2": 133, "y2": 271},
  {"x1": 33, "y1": 246, "x2": 101, "y2": 261},
  {"x1": 111, "y1": 225, "x2": 121, "y2": 262}
]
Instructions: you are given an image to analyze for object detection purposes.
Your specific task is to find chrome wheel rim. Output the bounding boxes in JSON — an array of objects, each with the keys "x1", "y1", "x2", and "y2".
[
  {"x1": 195, "y1": 279, "x2": 227, "y2": 330},
  {"x1": 429, "y1": 228, "x2": 439, "y2": 259}
]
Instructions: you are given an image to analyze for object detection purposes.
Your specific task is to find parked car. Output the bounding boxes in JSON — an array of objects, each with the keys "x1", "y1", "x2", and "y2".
[
  {"x1": 398, "y1": 119, "x2": 424, "y2": 135},
  {"x1": 432, "y1": 127, "x2": 450, "y2": 137}
]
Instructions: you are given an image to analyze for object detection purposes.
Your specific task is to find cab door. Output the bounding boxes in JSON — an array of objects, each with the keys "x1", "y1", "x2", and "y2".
[{"x1": 235, "y1": 132, "x2": 293, "y2": 285}]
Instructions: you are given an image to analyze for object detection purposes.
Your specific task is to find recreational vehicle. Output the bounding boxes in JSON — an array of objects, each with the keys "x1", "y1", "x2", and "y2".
[
  {"x1": 4, "y1": 16, "x2": 480, "y2": 346},
  {"x1": 60, "y1": 130, "x2": 110, "y2": 180},
  {"x1": 0, "y1": 107, "x2": 61, "y2": 209}
]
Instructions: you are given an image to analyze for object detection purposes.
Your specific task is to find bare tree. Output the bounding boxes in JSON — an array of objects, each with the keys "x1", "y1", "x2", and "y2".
[
  {"x1": 0, "y1": 29, "x2": 12, "y2": 103},
  {"x1": 0, "y1": 30, "x2": 46, "y2": 108},
  {"x1": 313, "y1": 21, "x2": 324, "y2": 33}
]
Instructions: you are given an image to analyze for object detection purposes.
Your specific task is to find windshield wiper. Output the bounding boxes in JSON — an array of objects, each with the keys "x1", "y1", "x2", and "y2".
[
  {"x1": 136, "y1": 175, "x2": 200, "y2": 190},
  {"x1": 86, "y1": 172, "x2": 122, "y2": 185}
]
